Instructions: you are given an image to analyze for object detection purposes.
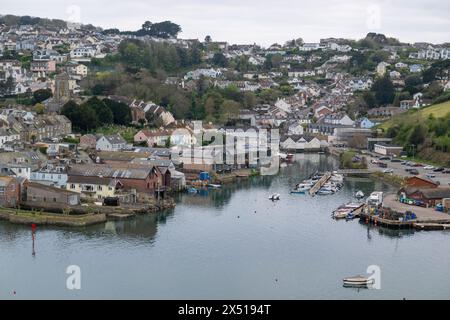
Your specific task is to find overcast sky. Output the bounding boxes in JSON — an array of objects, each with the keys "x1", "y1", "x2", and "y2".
[{"x1": 3, "y1": 0, "x2": 450, "y2": 46}]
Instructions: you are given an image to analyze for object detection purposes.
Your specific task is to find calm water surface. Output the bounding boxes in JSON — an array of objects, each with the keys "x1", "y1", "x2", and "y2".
[{"x1": 1, "y1": 154, "x2": 450, "y2": 299}]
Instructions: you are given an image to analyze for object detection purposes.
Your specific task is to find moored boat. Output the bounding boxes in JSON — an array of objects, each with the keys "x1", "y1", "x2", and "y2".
[
  {"x1": 269, "y1": 193, "x2": 281, "y2": 201},
  {"x1": 355, "y1": 190, "x2": 365, "y2": 199},
  {"x1": 290, "y1": 182, "x2": 312, "y2": 194},
  {"x1": 332, "y1": 202, "x2": 365, "y2": 219},
  {"x1": 343, "y1": 275, "x2": 374, "y2": 287}
]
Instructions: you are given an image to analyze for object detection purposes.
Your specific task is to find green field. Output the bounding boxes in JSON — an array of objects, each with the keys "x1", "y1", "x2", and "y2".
[
  {"x1": 379, "y1": 100, "x2": 450, "y2": 131},
  {"x1": 377, "y1": 100, "x2": 450, "y2": 166}
]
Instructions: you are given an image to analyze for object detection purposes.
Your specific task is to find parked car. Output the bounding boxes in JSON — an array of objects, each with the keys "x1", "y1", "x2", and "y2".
[
  {"x1": 433, "y1": 167, "x2": 445, "y2": 172},
  {"x1": 424, "y1": 165, "x2": 435, "y2": 170},
  {"x1": 379, "y1": 156, "x2": 391, "y2": 161},
  {"x1": 378, "y1": 162, "x2": 388, "y2": 168},
  {"x1": 413, "y1": 163, "x2": 424, "y2": 167},
  {"x1": 426, "y1": 173, "x2": 436, "y2": 178},
  {"x1": 401, "y1": 161, "x2": 408, "y2": 165},
  {"x1": 444, "y1": 169, "x2": 450, "y2": 174},
  {"x1": 383, "y1": 168, "x2": 394, "y2": 173},
  {"x1": 409, "y1": 169, "x2": 419, "y2": 175},
  {"x1": 391, "y1": 158, "x2": 402, "y2": 163}
]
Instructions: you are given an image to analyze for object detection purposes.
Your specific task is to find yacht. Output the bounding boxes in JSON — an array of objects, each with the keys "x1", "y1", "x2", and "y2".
[{"x1": 290, "y1": 183, "x2": 313, "y2": 194}]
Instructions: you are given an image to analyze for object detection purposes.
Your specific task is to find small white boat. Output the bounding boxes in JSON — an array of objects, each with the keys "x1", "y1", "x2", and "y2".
[
  {"x1": 269, "y1": 193, "x2": 280, "y2": 201},
  {"x1": 317, "y1": 188, "x2": 335, "y2": 195},
  {"x1": 355, "y1": 190, "x2": 365, "y2": 199},
  {"x1": 343, "y1": 275, "x2": 374, "y2": 287},
  {"x1": 330, "y1": 174, "x2": 344, "y2": 183},
  {"x1": 290, "y1": 183, "x2": 312, "y2": 194},
  {"x1": 332, "y1": 203, "x2": 365, "y2": 219},
  {"x1": 208, "y1": 184, "x2": 222, "y2": 189}
]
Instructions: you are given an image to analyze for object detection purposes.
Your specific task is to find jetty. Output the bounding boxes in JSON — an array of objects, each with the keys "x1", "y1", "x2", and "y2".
[
  {"x1": 309, "y1": 172, "x2": 331, "y2": 196},
  {"x1": 336, "y1": 169, "x2": 376, "y2": 175},
  {"x1": 360, "y1": 193, "x2": 450, "y2": 230}
]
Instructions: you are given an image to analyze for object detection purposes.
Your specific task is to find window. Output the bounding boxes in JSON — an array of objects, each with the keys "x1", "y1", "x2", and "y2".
[
  {"x1": 98, "y1": 185, "x2": 102, "y2": 191},
  {"x1": 53, "y1": 198, "x2": 57, "y2": 202}
]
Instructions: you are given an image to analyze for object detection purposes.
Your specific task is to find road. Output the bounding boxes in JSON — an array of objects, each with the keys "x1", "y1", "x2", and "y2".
[{"x1": 364, "y1": 153, "x2": 450, "y2": 186}]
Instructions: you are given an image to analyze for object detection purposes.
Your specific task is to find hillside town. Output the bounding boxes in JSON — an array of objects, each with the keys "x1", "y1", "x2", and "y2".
[{"x1": 0, "y1": 14, "x2": 449, "y2": 225}]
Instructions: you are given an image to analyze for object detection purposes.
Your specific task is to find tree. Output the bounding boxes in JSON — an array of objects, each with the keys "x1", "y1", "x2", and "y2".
[
  {"x1": 136, "y1": 20, "x2": 181, "y2": 38},
  {"x1": 423, "y1": 67, "x2": 438, "y2": 83},
  {"x1": 221, "y1": 99, "x2": 241, "y2": 122},
  {"x1": 61, "y1": 100, "x2": 99, "y2": 132},
  {"x1": 35, "y1": 103, "x2": 45, "y2": 114},
  {"x1": 212, "y1": 53, "x2": 228, "y2": 67},
  {"x1": 32, "y1": 88, "x2": 52, "y2": 103},
  {"x1": 405, "y1": 75, "x2": 423, "y2": 87},
  {"x1": 165, "y1": 136, "x2": 172, "y2": 148},
  {"x1": 103, "y1": 98, "x2": 132, "y2": 125},
  {"x1": 408, "y1": 124, "x2": 426, "y2": 146},
  {"x1": 0, "y1": 76, "x2": 14, "y2": 96},
  {"x1": 372, "y1": 76, "x2": 395, "y2": 105},
  {"x1": 84, "y1": 96, "x2": 113, "y2": 125},
  {"x1": 362, "y1": 91, "x2": 377, "y2": 108}
]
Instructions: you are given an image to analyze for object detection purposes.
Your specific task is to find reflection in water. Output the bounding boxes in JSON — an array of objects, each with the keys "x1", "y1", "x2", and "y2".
[{"x1": 1, "y1": 154, "x2": 450, "y2": 300}]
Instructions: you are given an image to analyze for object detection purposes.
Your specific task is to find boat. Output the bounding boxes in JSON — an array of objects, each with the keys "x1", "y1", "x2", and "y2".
[
  {"x1": 208, "y1": 184, "x2": 222, "y2": 189},
  {"x1": 330, "y1": 173, "x2": 344, "y2": 183},
  {"x1": 367, "y1": 191, "x2": 383, "y2": 206},
  {"x1": 332, "y1": 203, "x2": 365, "y2": 219},
  {"x1": 355, "y1": 190, "x2": 365, "y2": 199},
  {"x1": 290, "y1": 183, "x2": 312, "y2": 194},
  {"x1": 343, "y1": 275, "x2": 374, "y2": 288},
  {"x1": 269, "y1": 193, "x2": 280, "y2": 201},
  {"x1": 317, "y1": 188, "x2": 335, "y2": 195},
  {"x1": 187, "y1": 187, "x2": 198, "y2": 193}
]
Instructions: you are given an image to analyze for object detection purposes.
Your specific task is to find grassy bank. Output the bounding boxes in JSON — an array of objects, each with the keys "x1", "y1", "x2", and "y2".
[
  {"x1": 371, "y1": 172, "x2": 405, "y2": 187},
  {"x1": 0, "y1": 208, "x2": 106, "y2": 227},
  {"x1": 377, "y1": 101, "x2": 450, "y2": 167},
  {"x1": 340, "y1": 151, "x2": 368, "y2": 169}
]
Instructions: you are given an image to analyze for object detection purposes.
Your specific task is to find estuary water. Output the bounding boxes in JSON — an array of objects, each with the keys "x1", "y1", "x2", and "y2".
[{"x1": 1, "y1": 153, "x2": 450, "y2": 299}]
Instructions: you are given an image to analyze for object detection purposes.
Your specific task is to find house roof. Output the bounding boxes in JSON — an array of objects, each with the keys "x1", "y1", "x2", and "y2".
[
  {"x1": 406, "y1": 176, "x2": 439, "y2": 187},
  {"x1": 420, "y1": 187, "x2": 450, "y2": 199},
  {"x1": 102, "y1": 134, "x2": 126, "y2": 145},
  {"x1": 68, "y1": 164, "x2": 156, "y2": 180},
  {"x1": 67, "y1": 175, "x2": 115, "y2": 186},
  {"x1": 26, "y1": 181, "x2": 79, "y2": 196}
]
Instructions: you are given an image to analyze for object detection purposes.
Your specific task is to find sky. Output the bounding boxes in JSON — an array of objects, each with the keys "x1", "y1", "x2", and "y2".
[{"x1": 2, "y1": 0, "x2": 449, "y2": 46}]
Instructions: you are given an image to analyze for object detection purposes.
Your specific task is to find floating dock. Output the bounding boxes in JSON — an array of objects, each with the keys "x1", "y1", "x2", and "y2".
[{"x1": 309, "y1": 172, "x2": 331, "y2": 196}]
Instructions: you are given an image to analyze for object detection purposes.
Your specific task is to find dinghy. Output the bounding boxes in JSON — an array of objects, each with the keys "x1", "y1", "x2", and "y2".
[
  {"x1": 290, "y1": 183, "x2": 312, "y2": 194},
  {"x1": 332, "y1": 203, "x2": 365, "y2": 219},
  {"x1": 355, "y1": 190, "x2": 365, "y2": 199},
  {"x1": 343, "y1": 275, "x2": 374, "y2": 287},
  {"x1": 269, "y1": 193, "x2": 280, "y2": 201}
]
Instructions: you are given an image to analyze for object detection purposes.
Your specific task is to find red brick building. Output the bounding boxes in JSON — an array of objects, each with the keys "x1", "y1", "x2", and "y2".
[
  {"x1": 68, "y1": 164, "x2": 165, "y2": 194},
  {"x1": 79, "y1": 134, "x2": 97, "y2": 149},
  {"x1": 0, "y1": 176, "x2": 21, "y2": 208},
  {"x1": 404, "y1": 176, "x2": 439, "y2": 189},
  {"x1": 400, "y1": 187, "x2": 450, "y2": 207}
]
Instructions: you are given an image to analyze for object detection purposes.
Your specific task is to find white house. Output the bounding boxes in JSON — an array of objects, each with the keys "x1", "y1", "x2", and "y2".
[
  {"x1": 30, "y1": 165, "x2": 68, "y2": 188},
  {"x1": 96, "y1": 134, "x2": 128, "y2": 151}
]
